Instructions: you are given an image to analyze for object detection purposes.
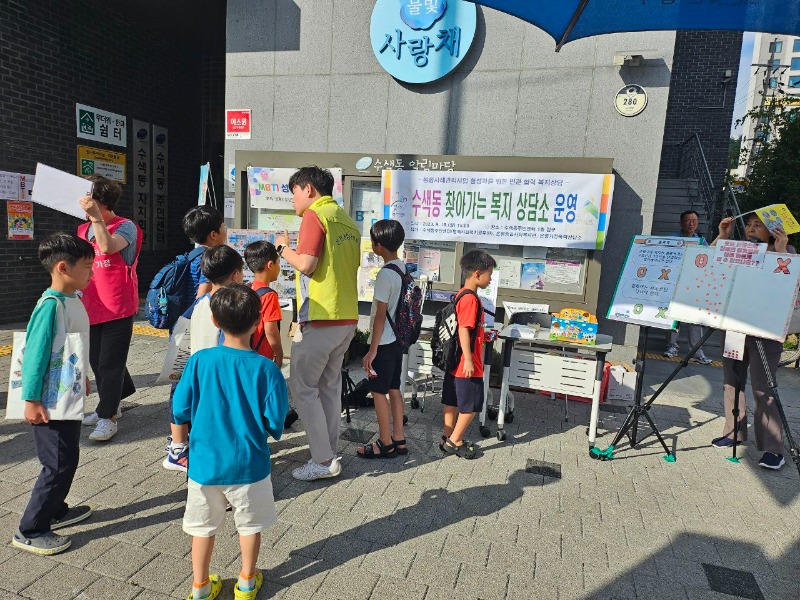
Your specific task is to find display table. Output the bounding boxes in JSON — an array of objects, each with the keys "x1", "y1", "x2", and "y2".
[{"x1": 495, "y1": 325, "x2": 613, "y2": 447}]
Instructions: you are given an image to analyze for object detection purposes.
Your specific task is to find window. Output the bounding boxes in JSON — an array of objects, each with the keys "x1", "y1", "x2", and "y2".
[
  {"x1": 769, "y1": 77, "x2": 778, "y2": 89},
  {"x1": 792, "y1": 57, "x2": 800, "y2": 71},
  {"x1": 794, "y1": 39, "x2": 800, "y2": 53},
  {"x1": 769, "y1": 40, "x2": 783, "y2": 53},
  {"x1": 769, "y1": 58, "x2": 781, "y2": 71},
  {"x1": 789, "y1": 76, "x2": 800, "y2": 89}
]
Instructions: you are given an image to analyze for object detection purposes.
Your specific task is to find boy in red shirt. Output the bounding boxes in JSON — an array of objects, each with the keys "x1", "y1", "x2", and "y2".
[
  {"x1": 244, "y1": 241, "x2": 284, "y2": 366},
  {"x1": 441, "y1": 249, "x2": 496, "y2": 460}
]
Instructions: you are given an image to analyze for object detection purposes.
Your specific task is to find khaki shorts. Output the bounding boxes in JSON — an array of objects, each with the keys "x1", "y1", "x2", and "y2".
[{"x1": 182, "y1": 475, "x2": 277, "y2": 537}]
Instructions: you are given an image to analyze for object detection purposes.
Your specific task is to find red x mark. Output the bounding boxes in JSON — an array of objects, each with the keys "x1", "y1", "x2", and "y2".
[
  {"x1": 774, "y1": 257, "x2": 792, "y2": 274},
  {"x1": 659, "y1": 268, "x2": 671, "y2": 280}
]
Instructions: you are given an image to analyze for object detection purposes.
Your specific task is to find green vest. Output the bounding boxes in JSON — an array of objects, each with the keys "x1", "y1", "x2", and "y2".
[{"x1": 296, "y1": 196, "x2": 360, "y2": 321}]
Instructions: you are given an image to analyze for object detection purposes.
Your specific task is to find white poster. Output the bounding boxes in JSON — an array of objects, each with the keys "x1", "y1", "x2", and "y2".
[
  {"x1": 76, "y1": 103, "x2": 126, "y2": 147},
  {"x1": 607, "y1": 236, "x2": 701, "y2": 330},
  {"x1": 132, "y1": 120, "x2": 151, "y2": 250},
  {"x1": 224, "y1": 196, "x2": 235, "y2": 219},
  {"x1": 31, "y1": 164, "x2": 92, "y2": 220},
  {"x1": 383, "y1": 170, "x2": 614, "y2": 249},
  {"x1": 247, "y1": 167, "x2": 344, "y2": 210},
  {"x1": 152, "y1": 125, "x2": 168, "y2": 250},
  {"x1": 0, "y1": 171, "x2": 19, "y2": 200},
  {"x1": 18, "y1": 174, "x2": 34, "y2": 201},
  {"x1": 497, "y1": 258, "x2": 521, "y2": 288}
]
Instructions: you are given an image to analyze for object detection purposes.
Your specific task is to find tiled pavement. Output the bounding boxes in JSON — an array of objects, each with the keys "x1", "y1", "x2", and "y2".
[{"x1": 0, "y1": 321, "x2": 798, "y2": 599}]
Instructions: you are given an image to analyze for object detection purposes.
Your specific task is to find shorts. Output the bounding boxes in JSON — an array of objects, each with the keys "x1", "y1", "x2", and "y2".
[
  {"x1": 182, "y1": 475, "x2": 277, "y2": 537},
  {"x1": 369, "y1": 341, "x2": 403, "y2": 395},
  {"x1": 442, "y1": 372, "x2": 485, "y2": 414}
]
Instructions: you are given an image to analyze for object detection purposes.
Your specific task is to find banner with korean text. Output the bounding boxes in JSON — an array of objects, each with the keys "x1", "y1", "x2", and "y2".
[{"x1": 382, "y1": 170, "x2": 614, "y2": 249}]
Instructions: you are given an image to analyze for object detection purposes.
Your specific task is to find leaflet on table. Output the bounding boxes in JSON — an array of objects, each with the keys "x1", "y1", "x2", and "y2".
[
  {"x1": 226, "y1": 228, "x2": 297, "y2": 299},
  {"x1": 383, "y1": 169, "x2": 614, "y2": 249},
  {"x1": 247, "y1": 167, "x2": 343, "y2": 209},
  {"x1": 502, "y1": 302, "x2": 549, "y2": 317}
]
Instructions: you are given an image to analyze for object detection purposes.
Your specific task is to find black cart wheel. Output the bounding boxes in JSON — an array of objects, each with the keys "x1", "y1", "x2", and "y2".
[
  {"x1": 410, "y1": 397, "x2": 420, "y2": 410},
  {"x1": 505, "y1": 411, "x2": 514, "y2": 424},
  {"x1": 480, "y1": 425, "x2": 491, "y2": 438},
  {"x1": 487, "y1": 407, "x2": 499, "y2": 421}
]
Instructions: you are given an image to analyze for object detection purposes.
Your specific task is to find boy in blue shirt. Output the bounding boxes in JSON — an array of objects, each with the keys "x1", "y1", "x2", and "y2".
[
  {"x1": 173, "y1": 283, "x2": 289, "y2": 600},
  {"x1": 12, "y1": 234, "x2": 95, "y2": 555},
  {"x1": 181, "y1": 205, "x2": 227, "y2": 299}
]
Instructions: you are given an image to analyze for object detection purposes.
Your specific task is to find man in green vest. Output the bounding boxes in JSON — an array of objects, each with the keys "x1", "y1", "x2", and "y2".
[{"x1": 276, "y1": 167, "x2": 360, "y2": 481}]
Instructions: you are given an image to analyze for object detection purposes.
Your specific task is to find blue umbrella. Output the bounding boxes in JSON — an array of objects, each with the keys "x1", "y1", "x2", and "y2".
[{"x1": 467, "y1": 0, "x2": 800, "y2": 51}]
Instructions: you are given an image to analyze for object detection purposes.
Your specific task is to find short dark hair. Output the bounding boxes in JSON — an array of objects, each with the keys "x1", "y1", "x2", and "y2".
[
  {"x1": 210, "y1": 283, "x2": 260, "y2": 335},
  {"x1": 370, "y1": 219, "x2": 405, "y2": 252},
  {"x1": 288, "y1": 166, "x2": 334, "y2": 197},
  {"x1": 38, "y1": 233, "x2": 95, "y2": 273},
  {"x1": 183, "y1": 205, "x2": 224, "y2": 245},
  {"x1": 244, "y1": 240, "x2": 279, "y2": 273},
  {"x1": 200, "y1": 245, "x2": 244, "y2": 284},
  {"x1": 460, "y1": 249, "x2": 497, "y2": 274},
  {"x1": 680, "y1": 210, "x2": 699, "y2": 221},
  {"x1": 86, "y1": 175, "x2": 122, "y2": 211}
]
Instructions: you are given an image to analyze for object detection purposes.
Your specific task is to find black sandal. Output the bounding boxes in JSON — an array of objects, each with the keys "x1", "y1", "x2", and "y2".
[
  {"x1": 442, "y1": 437, "x2": 478, "y2": 459},
  {"x1": 392, "y1": 438, "x2": 409, "y2": 455},
  {"x1": 357, "y1": 438, "x2": 396, "y2": 459},
  {"x1": 439, "y1": 435, "x2": 447, "y2": 452}
]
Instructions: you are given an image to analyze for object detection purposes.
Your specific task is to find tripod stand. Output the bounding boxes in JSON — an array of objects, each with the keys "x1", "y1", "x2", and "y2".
[{"x1": 591, "y1": 324, "x2": 716, "y2": 461}]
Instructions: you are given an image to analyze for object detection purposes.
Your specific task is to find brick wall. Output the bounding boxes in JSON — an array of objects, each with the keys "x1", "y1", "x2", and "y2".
[
  {"x1": 659, "y1": 31, "x2": 743, "y2": 187},
  {"x1": 0, "y1": 0, "x2": 219, "y2": 324}
]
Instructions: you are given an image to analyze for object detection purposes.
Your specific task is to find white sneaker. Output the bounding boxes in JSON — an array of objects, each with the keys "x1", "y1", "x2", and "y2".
[
  {"x1": 291, "y1": 459, "x2": 342, "y2": 481},
  {"x1": 82, "y1": 407, "x2": 123, "y2": 426},
  {"x1": 89, "y1": 419, "x2": 118, "y2": 441}
]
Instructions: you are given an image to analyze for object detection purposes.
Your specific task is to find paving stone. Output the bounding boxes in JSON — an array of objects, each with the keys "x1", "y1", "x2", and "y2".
[
  {"x1": 50, "y1": 535, "x2": 119, "y2": 569},
  {"x1": 75, "y1": 577, "x2": 143, "y2": 600},
  {"x1": 361, "y1": 543, "x2": 416, "y2": 579},
  {"x1": 19, "y1": 564, "x2": 96, "y2": 600},
  {"x1": 371, "y1": 574, "x2": 427, "y2": 600},
  {"x1": 406, "y1": 553, "x2": 461, "y2": 589},
  {"x1": 0, "y1": 552, "x2": 57, "y2": 593},
  {"x1": 318, "y1": 567, "x2": 379, "y2": 600},
  {"x1": 127, "y1": 553, "x2": 192, "y2": 594},
  {"x1": 454, "y1": 563, "x2": 510, "y2": 599},
  {"x1": 85, "y1": 542, "x2": 159, "y2": 580},
  {"x1": 440, "y1": 533, "x2": 491, "y2": 567}
]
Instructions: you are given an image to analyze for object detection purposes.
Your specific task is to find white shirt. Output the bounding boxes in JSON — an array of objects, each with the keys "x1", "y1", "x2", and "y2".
[
  {"x1": 368, "y1": 259, "x2": 406, "y2": 346},
  {"x1": 190, "y1": 294, "x2": 221, "y2": 353}
]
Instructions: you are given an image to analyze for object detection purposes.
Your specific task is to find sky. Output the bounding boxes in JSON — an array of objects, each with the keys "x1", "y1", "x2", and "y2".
[{"x1": 731, "y1": 32, "x2": 756, "y2": 137}]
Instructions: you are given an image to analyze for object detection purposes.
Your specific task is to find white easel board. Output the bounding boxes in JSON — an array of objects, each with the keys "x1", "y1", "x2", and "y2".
[
  {"x1": 668, "y1": 246, "x2": 800, "y2": 341},
  {"x1": 606, "y1": 236, "x2": 702, "y2": 330}
]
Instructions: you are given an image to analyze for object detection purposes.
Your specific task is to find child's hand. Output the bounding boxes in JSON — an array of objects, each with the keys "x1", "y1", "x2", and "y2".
[
  {"x1": 718, "y1": 217, "x2": 734, "y2": 239},
  {"x1": 463, "y1": 356, "x2": 475, "y2": 378},
  {"x1": 773, "y1": 226, "x2": 789, "y2": 253},
  {"x1": 24, "y1": 401, "x2": 49, "y2": 425},
  {"x1": 79, "y1": 195, "x2": 103, "y2": 221},
  {"x1": 362, "y1": 350, "x2": 377, "y2": 376}
]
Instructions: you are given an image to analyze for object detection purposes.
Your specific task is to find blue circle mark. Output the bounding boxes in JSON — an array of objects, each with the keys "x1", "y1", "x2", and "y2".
[{"x1": 370, "y1": 0, "x2": 476, "y2": 85}]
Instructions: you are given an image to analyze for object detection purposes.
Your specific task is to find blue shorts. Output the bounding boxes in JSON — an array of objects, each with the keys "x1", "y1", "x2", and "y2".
[{"x1": 442, "y1": 372, "x2": 484, "y2": 414}]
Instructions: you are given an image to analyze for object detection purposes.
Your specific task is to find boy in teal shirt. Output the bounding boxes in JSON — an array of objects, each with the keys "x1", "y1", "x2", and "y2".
[
  {"x1": 173, "y1": 283, "x2": 289, "y2": 600},
  {"x1": 12, "y1": 233, "x2": 96, "y2": 555}
]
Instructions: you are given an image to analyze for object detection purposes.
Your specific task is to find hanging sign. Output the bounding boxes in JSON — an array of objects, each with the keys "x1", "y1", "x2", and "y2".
[
  {"x1": 132, "y1": 121, "x2": 151, "y2": 250},
  {"x1": 370, "y1": 0, "x2": 477, "y2": 84},
  {"x1": 76, "y1": 103, "x2": 127, "y2": 147},
  {"x1": 198, "y1": 163, "x2": 210, "y2": 206},
  {"x1": 247, "y1": 167, "x2": 344, "y2": 209},
  {"x1": 226, "y1": 109, "x2": 251, "y2": 140},
  {"x1": 152, "y1": 125, "x2": 168, "y2": 250},
  {"x1": 77, "y1": 146, "x2": 127, "y2": 183},
  {"x1": 382, "y1": 170, "x2": 614, "y2": 249}
]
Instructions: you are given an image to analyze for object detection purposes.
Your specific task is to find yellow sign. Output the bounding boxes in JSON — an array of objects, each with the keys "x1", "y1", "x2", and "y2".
[
  {"x1": 765, "y1": 96, "x2": 800, "y2": 107},
  {"x1": 756, "y1": 204, "x2": 800, "y2": 235},
  {"x1": 76, "y1": 145, "x2": 127, "y2": 183}
]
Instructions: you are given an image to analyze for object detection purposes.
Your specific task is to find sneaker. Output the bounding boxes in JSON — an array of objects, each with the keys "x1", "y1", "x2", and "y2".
[
  {"x1": 711, "y1": 436, "x2": 735, "y2": 448},
  {"x1": 162, "y1": 444, "x2": 189, "y2": 472},
  {"x1": 234, "y1": 572, "x2": 263, "y2": 600},
  {"x1": 291, "y1": 459, "x2": 342, "y2": 481},
  {"x1": 284, "y1": 408, "x2": 299, "y2": 430},
  {"x1": 663, "y1": 345, "x2": 679, "y2": 358},
  {"x1": 186, "y1": 574, "x2": 222, "y2": 600},
  {"x1": 51, "y1": 505, "x2": 92, "y2": 529},
  {"x1": 82, "y1": 406, "x2": 123, "y2": 426},
  {"x1": 690, "y1": 355, "x2": 714, "y2": 365},
  {"x1": 12, "y1": 529, "x2": 71, "y2": 556},
  {"x1": 89, "y1": 418, "x2": 118, "y2": 441},
  {"x1": 758, "y1": 452, "x2": 785, "y2": 470}
]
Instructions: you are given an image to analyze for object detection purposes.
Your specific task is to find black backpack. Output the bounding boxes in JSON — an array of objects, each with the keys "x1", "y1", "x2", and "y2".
[
  {"x1": 382, "y1": 263, "x2": 423, "y2": 351},
  {"x1": 431, "y1": 289, "x2": 482, "y2": 373}
]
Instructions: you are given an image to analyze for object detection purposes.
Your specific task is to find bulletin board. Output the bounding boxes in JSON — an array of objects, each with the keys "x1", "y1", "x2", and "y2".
[{"x1": 667, "y1": 245, "x2": 800, "y2": 341}]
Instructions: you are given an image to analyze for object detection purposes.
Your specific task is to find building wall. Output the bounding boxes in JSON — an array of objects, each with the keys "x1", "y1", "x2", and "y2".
[
  {"x1": 0, "y1": 0, "x2": 209, "y2": 324},
  {"x1": 225, "y1": 1, "x2": 681, "y2": 349},
  {"x1": 658, "y1": 31, "x2": 743, "y2": 187}
]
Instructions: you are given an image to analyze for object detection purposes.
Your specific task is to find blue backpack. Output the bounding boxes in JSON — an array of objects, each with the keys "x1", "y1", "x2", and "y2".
[{"x1": 145, "y1": 247, "x2": 205, "y2": 329}]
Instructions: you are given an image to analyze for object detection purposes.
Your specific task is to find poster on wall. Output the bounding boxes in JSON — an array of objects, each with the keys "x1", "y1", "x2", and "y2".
[
  {"x1": 7, "y1": 201, "x2": 33, "y2": 240},
  {"x1": 247, "y1": 167, "x2": 344, "y2": 210},
  {"x1": 19, "y1": 174, "x2": 34, "y2": 201},
  {"x1": 77, "y1": 145, "x2": 127, "y2": 183},
  {"x1": 227, "y1": 229, "x2": 298, "y2": 300},
  {"x1": 383, "y1": 170, "x2": 614, "y2": 249},
  {"x1": 607, "y1": 236, "x2": 701, "y2": 330},
  {"x1": 0, "y1": 171, "x2": 20, "y2": 200},
  {"x1": 152, "y1": 125, "x2": 168, "y2": 250},
  {"x1": 132, "y1": 120, "x2": 151, "y2": 249}
]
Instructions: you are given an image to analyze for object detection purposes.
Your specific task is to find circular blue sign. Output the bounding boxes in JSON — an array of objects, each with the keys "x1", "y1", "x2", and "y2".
[{"x1": 370, "y1": 0, "x2": 476, "y2": 85}]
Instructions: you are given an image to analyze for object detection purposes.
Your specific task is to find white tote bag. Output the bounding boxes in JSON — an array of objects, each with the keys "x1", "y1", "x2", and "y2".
[
  {"x1": 155, "y1": 315, "x2": 192, "y2": 386},
  {"x1": 6, "y1": 298, "x2": 88, "y2": 421}
]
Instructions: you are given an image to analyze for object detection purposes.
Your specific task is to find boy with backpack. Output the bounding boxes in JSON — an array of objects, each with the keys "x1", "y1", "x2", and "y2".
[
  {"x1": 163, "y1": 245, "x2": 244, "y2": 471},
  {"x1": 358, "y1": 220, "x2": 421, "y2": 459},
  {"x1": 435, "y1": 249, "x2": 496, "y2": 460}
]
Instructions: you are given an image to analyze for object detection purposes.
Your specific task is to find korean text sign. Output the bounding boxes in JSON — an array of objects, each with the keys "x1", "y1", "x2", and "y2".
[
  {"x1": 226, "y1": 109, "x2": 251, "y2": 140},
  {"x1": 76, "y1": 103, "x2": 126, "y2": 148},
  {"x1": 247, "y1": 167, "x2": 344, "y2": 210},
  {"x1": 382, "y1": 170, "x2": 614, "y2": 249}
]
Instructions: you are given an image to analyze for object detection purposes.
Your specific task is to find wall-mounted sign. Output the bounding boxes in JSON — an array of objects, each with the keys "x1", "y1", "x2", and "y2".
[
  {"x1": 247, "y1": 167, "x2": 344, "y2": 209},
  {"x1": 383, "y1": 170, "x2": 615, "y2": 250},
  {"x1": 152, "y1": 125, "x2": 168, "y2": 250},
  {"x1": 370, "y1": 0, "x2": 476, "y2": 84},
  {"x1": 7, "y1": 201, "x2": 33, "y2": 240},
  {"x1": 226, "y1": 109, "x2": 251, "y2": 139},
  {"x1": 76, "y1": 103, "x2": 127, "y2": 147},
  {"x1": 614, "y1": 85, "x2": 648, "y2": 117},
  {"x1": 132, "y1": 120, "x2": 151, "y2": 250},
  {"x1": 76, "y1": 145, "x2": 127, "y2": 183}
]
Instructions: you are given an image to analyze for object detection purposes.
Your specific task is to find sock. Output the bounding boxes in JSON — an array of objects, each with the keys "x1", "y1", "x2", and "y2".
[
  {"x1": 192, "y1": 578, "x2": 210, "y2": 599},
  {"x1": 170, "y1": 442, "x2": 187, "y2": 455},
  {"x1": 238, "y1": 572, "x2": 256, "y2": 592}
]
